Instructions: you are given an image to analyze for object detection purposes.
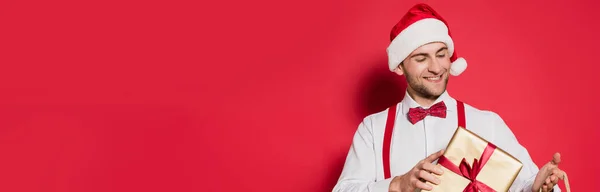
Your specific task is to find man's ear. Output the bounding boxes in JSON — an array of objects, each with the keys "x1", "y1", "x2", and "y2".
[{"x1": 393, "y1": 63, "x2": 404, "y2": 76}]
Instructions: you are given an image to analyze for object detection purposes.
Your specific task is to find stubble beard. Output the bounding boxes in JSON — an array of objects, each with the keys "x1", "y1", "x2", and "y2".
[{"x1": 405, "y1": 72, "x2": 449, "y2": 100}]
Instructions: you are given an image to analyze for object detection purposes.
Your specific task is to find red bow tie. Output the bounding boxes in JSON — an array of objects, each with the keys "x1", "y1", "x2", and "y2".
[{"x1": 407, "y1": 101, "x2": 447, "y2": 124}]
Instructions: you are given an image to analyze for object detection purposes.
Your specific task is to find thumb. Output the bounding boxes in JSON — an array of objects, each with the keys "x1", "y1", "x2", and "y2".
[
  {"x1": 551, "y1": 152, "x2": 561, "y2": 165},
  {"x1": 426, "y1": 149, "x2": 445, "y2": 162}
]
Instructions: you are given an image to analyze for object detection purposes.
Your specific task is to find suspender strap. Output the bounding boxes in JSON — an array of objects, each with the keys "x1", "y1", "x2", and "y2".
[
  {"x1": 382, "y1": 104, "x2": 396, "y2": 179},
  {"x1": 382, "y1": 100, "x2": 466, "y2": 179},
  {"x1": 457, "y1": 100, "x2": 466, "y2": 128}
]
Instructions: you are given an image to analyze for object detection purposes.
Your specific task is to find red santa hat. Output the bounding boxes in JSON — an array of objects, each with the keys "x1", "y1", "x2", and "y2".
[{"x1": 386, "y1": 3, "x2": 467, "y2": 76}]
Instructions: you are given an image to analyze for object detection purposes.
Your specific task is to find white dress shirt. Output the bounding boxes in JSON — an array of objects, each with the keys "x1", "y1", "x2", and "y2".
[{"x1": 332, "y1": 91, "x2": 560, "y2": 192}]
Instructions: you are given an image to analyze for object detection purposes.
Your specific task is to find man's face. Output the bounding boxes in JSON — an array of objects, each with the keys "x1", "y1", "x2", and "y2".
[{"x1": 394, "y1": 42, "x2": 451, "y2": 100}]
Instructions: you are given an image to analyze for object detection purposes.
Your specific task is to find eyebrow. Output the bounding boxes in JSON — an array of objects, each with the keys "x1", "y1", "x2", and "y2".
[
  {"x1": 409, "y1": 47, "x2": 449, "y2": 59},
  {"x1": 436, "y1": 47, "x2": 448, "y2": 53}
]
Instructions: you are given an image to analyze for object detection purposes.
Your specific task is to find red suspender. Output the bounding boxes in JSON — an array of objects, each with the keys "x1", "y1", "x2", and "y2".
[
  {"x1": 457, "y1": 100, "x2": 466, "y2": 128},
  {"x1": 382, "y1": 100, "x2": 465, "y2": 179},
  {"x1": 382, "y1": 104, "x2": 397, "y2": 179}
]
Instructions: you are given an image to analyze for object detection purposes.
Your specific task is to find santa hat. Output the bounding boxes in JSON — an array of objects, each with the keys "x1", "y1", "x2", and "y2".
[{"x1": 386, "y1": 3, "x2": 467, "y2": 76}]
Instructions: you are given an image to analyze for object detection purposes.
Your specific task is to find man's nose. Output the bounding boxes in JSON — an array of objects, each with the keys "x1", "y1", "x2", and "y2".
[{"x1": 428, "y1": 58, "x2": 443, "y2": 74}]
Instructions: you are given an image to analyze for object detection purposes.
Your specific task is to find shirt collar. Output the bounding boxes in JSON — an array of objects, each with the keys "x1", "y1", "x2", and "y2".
[{"x1": 400, "y1": 90, "x2": 456, "y2": 115}]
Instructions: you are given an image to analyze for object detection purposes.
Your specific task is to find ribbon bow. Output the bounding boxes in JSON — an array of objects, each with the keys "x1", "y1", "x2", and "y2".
[
  {"x1": 407, "y1": 101, "x2": 447, "y2": 124},
  {"x1": 438, "y1": 143, "x2": 498, "y2": 192}
]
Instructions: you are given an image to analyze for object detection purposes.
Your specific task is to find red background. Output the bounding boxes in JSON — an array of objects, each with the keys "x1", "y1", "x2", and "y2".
[{"x1": 0, "y1": 0, "x2": 598, "y2": 191}]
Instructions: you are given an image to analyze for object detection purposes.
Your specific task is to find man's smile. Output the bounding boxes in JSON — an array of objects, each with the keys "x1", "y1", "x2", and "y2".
[{"x1": 423, "y1": 74, "x2": 443, "y2": 83}]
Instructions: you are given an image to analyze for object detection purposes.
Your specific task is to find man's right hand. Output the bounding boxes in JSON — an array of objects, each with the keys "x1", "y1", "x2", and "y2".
[{"x1": 388, "y1": 149, "x2": 445, "y2": 192}]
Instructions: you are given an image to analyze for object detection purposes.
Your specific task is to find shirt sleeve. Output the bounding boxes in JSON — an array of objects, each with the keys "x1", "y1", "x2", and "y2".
[
  {"x1": 490, "y1": 112, "x2": 561, "y2": 192},
  {"x1": 332, "y1": 117, "x2": 392, "y2": 192}
]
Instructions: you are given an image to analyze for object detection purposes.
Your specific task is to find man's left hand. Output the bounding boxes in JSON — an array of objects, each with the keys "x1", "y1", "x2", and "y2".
[{"x1": 532, "y1": 153, "x2": 564, "y2": 192}]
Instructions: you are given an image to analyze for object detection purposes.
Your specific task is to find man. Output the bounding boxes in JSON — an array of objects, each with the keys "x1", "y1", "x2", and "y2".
[{"x1": 332, "y1": 3, "x2": 564, "y2": 192}]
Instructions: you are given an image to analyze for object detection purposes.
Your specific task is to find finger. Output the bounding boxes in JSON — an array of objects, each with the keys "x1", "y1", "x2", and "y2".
[
  {"x1": 413, "y1": 178, "x2": 433, "y2": 191},
  {"x1": 551, "y1": 152, "x2": 561, "y2": 165},
  {"x1": 545, "y1": 177, "x2": 551, "y2": 185},
  {"x1": 415, "y1": 160, "x2": 425, "y2": 170},
  {"x1": 425, "y1": 149, "x2": 445, "y2": 162},
  {"x1": 418, "y1": 170, "x2": 441, "y2": 185},
  {"x1": 542, "y1": 185, "x2": 549, "y2": 192},
  {"x1": 550, "y1": 175, "x2": 558, "y2": 185},
  {"x1": 422, "y1": 162, "x2": 444, "y2": 175},
  {"x1": 552, "y1": 168, "x2": 560, "y2": 176},
  {"x1": 553, "y1": 168, "x2": 565, "y2": 180}
]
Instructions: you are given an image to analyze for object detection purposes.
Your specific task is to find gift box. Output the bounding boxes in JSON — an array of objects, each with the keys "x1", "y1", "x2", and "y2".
[{"x1": 428, "y1": 127, "x2": 523, "y2": 192}]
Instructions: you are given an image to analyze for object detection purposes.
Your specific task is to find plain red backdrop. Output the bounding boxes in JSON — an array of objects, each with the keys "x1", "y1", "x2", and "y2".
[{"x1": 0, "y1": 0, "x2": 598, "y2": 191}]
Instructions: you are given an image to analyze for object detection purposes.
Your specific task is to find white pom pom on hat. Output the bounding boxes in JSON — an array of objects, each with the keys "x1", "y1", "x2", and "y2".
[
  {"x1": 449, "y1": 57, "x2": 467, "y2": 76},
  {"x1": 386, "y1": 3, "x2": 467, "y2": 76}
]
